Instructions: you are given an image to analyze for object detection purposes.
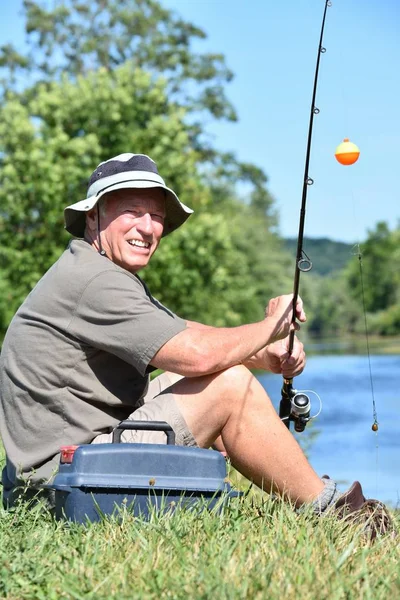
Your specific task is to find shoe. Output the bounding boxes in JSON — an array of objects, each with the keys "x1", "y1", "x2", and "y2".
[{"x1": 333, "y1": 480, "x2": 396, "y2": 541}]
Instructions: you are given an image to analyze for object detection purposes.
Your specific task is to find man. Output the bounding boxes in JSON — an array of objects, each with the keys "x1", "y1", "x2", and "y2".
[{"x1": 0, "y1": 153, "x2": 393, "y2": 537}]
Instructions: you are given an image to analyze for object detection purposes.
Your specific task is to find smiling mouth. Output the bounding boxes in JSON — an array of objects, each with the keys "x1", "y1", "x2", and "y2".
[{"x1": 128, "y1": 240, "x2": 150, "y2": 249}]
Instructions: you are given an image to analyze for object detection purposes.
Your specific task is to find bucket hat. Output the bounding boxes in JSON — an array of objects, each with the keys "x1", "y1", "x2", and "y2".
[{"x1": 64, "y1": 153, "x2": 193, "y2": 237}]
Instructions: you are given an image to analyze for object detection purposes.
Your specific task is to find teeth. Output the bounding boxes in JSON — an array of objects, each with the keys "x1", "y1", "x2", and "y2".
[{"x1": 128, "y1": 240, "x2": 150, "y2": 248}]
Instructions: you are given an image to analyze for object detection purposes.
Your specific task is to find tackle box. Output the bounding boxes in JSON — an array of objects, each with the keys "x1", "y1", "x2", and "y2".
[{"x1": 47, "y1": 421, "x2": 238, "y2": 523}]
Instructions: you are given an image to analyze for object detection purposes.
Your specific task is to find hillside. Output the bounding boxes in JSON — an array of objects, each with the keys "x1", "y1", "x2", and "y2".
[{"x1": 284, "y1": 237, "x2": 354, "y2": 276}]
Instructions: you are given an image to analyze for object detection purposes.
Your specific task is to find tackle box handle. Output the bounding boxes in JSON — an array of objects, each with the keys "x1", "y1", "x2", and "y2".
[{"x1": 112, "y1": 420, "x2": 176, "y2": 445}]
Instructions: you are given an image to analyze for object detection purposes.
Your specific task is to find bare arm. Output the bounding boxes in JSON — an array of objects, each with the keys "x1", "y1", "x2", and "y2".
[
  {"x1": 185, "y1": 320, "x2": 212, "y2": 330},
  {"x1": 185, "y1": 320, "x2": 306, "y2": 378},
  {"x1": 150, "y1": 294, "x2": 306, "y2": 377}
]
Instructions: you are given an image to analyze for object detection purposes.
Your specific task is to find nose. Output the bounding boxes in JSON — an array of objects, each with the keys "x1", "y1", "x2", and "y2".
[{"x1": 136, "y1": 212, "x2": 153, "y2": 236}]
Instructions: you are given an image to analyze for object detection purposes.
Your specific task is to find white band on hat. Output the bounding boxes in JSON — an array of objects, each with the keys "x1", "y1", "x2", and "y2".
[{"x1": 87, "y1": 170, "x2": 166, "y2": 197}]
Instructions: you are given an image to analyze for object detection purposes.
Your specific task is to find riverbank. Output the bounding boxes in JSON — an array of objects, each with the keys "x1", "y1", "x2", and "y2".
[{"x1": 305, "y1": 335, "x2": 400, "y2": 356}]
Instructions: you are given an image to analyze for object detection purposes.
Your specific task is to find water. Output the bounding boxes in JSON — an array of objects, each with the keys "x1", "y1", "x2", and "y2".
[{"x1": 257, "y1": 355, "x2": 400, "y2": 508}]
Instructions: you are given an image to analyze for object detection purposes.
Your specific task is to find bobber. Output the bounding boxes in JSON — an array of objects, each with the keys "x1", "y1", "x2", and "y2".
[{"x1": 334, "y1": 138, "x2": 360, "y2": 165}]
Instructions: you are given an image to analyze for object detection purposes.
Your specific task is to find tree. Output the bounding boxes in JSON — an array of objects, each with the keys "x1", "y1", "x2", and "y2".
[
  {"x1": 345, "y1": 222, "x2": 398, "y2": 312},
  {"x1": 0, "y1": 64, "x2": 205, "y2": 323},
  {"x1": 1, "y1": 1, "x2": 275, "y2": 192},
  {"x1": 145, "y1": 203, "x2": 292, "y2": 327},
  {"x1": 1, "y1": 1, "x2": 235, "y2": 134},
  {"x1": 0, "y1": 64, "x2": 288, "y2": 336},
  {"x1": 304, "y1": 274, "x2": 360, "y2": 338},
  {"x1": 302, "y1": 222, "x2": 400, "y2": 339},
  {"x1": 0, "y1": 0, "x2": 288, "y2": 341}
]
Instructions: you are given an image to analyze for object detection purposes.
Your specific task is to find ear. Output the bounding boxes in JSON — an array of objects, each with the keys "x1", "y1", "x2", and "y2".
[{"x1": 85, "y1": 207, "x2": 98, "y2": 234}]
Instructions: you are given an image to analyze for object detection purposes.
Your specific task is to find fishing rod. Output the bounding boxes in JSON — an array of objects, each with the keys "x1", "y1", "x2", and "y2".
[{"x1": 279, "y1": 0, "x2": 331, "y2": 432}]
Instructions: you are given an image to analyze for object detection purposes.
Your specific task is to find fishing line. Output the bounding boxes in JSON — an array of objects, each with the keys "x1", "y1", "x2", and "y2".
[
  {"x1": 335, "y1": 3, "x2": 380, "y2": 486},
  {"x1": 353, "y1": 243, "x2": 380, "y2": 495},
  {"x1": 338, "y1": 12, "x2": 380, "y2": 487},
  {"x1": 348, "y1": 188, "x2": 379, "y2": 436},
  {"x1": 353, "y1": 244, "x2": 379, "y2": 430}
]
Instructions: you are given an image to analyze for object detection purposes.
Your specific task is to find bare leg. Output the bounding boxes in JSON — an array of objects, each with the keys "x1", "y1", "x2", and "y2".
[{"x1": 171, "y1": 364, "x2": 324, "y2": 506}]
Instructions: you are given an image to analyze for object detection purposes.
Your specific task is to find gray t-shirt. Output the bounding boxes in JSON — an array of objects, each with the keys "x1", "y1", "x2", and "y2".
[{"x1": 0, "y1": 239, "x2": 186, "y2": 488}]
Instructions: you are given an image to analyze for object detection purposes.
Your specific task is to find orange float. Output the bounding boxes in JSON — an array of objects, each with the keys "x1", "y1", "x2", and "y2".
[{"x1": 334, "y1": 138, "x2": 360, "y2": 165}]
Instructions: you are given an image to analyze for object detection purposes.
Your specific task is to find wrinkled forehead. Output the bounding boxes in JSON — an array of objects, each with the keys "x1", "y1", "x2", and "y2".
[{"x1": 105, "y1": 188, "x2": 166, "y2": 214}]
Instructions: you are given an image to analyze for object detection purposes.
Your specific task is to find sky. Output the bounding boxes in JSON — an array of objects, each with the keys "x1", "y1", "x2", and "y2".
[{"x1": 1, "y1": 0, "x2": 399, "y2": 242}]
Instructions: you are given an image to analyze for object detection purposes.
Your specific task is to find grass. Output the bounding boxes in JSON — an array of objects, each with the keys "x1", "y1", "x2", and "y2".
[{"x1": 1, "y1": 444, "x2": 399, "y2": 600}]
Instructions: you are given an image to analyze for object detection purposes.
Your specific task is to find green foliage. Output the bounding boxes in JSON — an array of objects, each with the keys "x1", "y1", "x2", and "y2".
[
  {"x1": 0, "y1": 0, "x2": 287, "y2": 340},
  {"x1": 1, "y1": 0, "x2": 237, "y2": 124},
  {"x1": 0, "y1": 64, "x2": 206, "y2": 324},
  {"x1": 300, "y1": 222, "x2": 400, "y2": 339},
  {"x1": 364, "y1": 305, "x2": 400, "y2": 337},
  {"x1": 144, "y1": 205, "x2": 292, "y2": 326},
  {"x1": 339, "y1": 222, "x2": 400, "y2": 336},
  {"x1": 304, "y1": 274, "x2": 360, "y2": 338},
  {"x1": 346, "y1": 222, "x2": 399, "y2": 312},
  {"x1": 145, "y1": 212, "x2": 252, "y2": 326},
  {"x1": 0, "y1": 1, "x2": 276, "y2": 192}
]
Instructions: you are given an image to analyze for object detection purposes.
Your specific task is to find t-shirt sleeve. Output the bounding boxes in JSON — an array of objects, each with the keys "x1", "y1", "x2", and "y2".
[{"x1": 68, "y1": 270, "x2": 187, "y2": 375}]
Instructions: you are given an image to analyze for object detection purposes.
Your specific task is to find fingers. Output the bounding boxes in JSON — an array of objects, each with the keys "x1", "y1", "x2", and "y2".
[
  {"x1": 265, "y1": 294, "x2": 306, "y2": 322},
  {"x1": 264, "y1": 337, "x2": 306, "y2": 377},
  {"x1": 281, "y1": 362, "x2": 305, "y2": 378},
  {"x1": 281, "y1": 354, "x2": 306, "y2": 377},
  {"x1": 295, "y1": 296, "x2": 307, "y2": 323},
  {"x1": 280, "y1": 337, "x2": 306, "y2": 377},
  {"x1": 264, "y1": 294, "x2": 307, "y2": 344}
]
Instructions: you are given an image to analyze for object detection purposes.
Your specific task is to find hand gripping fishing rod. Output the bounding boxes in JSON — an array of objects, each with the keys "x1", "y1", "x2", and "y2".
[{"x1": 279, "y1": 0, "x2": 331, "y2": 432}]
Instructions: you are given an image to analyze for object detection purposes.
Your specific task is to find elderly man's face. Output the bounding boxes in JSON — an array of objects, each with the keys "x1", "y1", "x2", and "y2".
[{"x1": 95, "y1": 188, "x2": 166, "y2": 273}]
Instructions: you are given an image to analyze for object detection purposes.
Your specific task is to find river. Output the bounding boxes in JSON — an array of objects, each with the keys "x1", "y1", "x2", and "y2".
[{"x1": 257, "y1": 354, "x2": 400, "y2": 508}]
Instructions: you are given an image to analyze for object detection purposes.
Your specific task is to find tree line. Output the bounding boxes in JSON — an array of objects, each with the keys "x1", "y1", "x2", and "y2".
[
  {"x1": 306, "y1": 222, "x2": 400, "y2": 339},
  {"x1": 0, "y1": 0, "x2": 399, "y2": 343}
]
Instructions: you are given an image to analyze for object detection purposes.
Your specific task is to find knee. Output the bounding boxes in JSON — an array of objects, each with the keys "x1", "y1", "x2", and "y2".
[
  {"x1": 216, "y1": 364, "x2": 255, "y2": 396},
  {"x1": 215, "y1": 364, "x2": 274, "y2": 413}
]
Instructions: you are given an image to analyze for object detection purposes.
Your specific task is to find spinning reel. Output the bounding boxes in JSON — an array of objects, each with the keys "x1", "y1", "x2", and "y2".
[{"x1": 279, "y1": 378, "x2": 313, "y2": 433}]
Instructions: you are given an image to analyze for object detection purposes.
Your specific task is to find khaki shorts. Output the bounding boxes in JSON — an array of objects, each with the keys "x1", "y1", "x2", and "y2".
[{"x1": 91, "y1": 372, "x2": 197, "y2": 447}]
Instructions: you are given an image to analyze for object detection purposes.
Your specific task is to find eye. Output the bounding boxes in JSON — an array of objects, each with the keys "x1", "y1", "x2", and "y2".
[{"x1": 122, "y1": 208, "x2": 164, "y2": 222}]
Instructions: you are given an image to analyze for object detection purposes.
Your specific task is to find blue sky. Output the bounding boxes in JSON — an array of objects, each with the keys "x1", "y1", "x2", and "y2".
[{"x1": 1, "y1": 0, "x2": 399, "y2": 242}]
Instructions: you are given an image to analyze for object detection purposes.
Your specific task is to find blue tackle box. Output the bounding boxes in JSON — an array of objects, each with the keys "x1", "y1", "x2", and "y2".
[{"x1": 47, "y1": 421, "x2": 238, "y2": 523}]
